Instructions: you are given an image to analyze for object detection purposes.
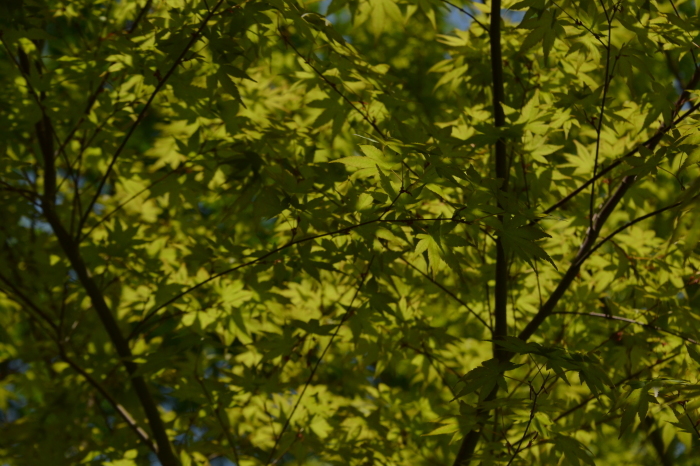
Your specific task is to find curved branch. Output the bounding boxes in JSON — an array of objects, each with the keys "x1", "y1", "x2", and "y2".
[
  {"x1": 265, "y1": 257, "x2": 374, "y2": 465},
  {"x1": 0, "y1": 273, "x2": 156, "y2": 453},
  {"x1": 78, "y1": 0, "x2": 228, "y2": 233},
  {"x1": 580, "y1": 199, "x2": 690, "y2": 263},
  {"x1": 126, "y1": 211, "x2": 493, "y2": 341},
  {"x1": 400, "y1": 257, "x2": 491, "y2": 330},
  {"x1": 60, "y1": 349, "x2": 156, "y2": 452},
  {"x1": 551, "y1": 311, "x2": 699, "y2": 345},
  {"x1": 541, "y1": 100, "x2": 700, "y2": 218},
  {"x1": 552, "y1": 351, "x2": 679, "y2": 423}
]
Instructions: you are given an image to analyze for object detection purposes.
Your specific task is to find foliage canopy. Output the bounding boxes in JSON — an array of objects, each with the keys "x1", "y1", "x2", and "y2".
[{"x1": 2, "y1": 0, "x2": 700, "y2": 465}]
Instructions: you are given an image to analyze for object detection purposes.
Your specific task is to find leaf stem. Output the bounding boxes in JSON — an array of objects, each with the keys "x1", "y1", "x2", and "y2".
[
  {"x1": 77, "y1": 0, "x2": 228, "y2": 235},
  {"x1": 265, "y1": 257, "x2": 374, "y2": 465}
]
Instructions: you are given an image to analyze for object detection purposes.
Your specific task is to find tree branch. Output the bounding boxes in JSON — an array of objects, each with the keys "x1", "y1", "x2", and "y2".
[
  {"x1": 266, "y1": 257, "x2": 374, "y2": 465},
  {"x1": 452, "y1": 0, "x2": 507, "y2": 463},
  {"x1": 589, "y1": 23, "x2": 615, "y2": 224},
  {"x1": 552, "y1": 351, "x2": 679, "y2": 423},
  {"x1": 0, "y1": 273, "x2": 157, "y2": 454},
  {"x1": 24, "y1": 32, "x2": 182, "y2": 462},
  {"x1": 60, "y1": 349, "x2": 157, "y2": 452},
  {"x1": 43, "y1": 185, "x2": 181, "y2": 466},
  {"x1": 127, "y1": 209, "x2": 493, "y2": 341},
  {"x1": 551, "y1": 311, "x2": 699, "y2": 345},
  {"x1": 400, "y1": 257, "x2": 490, "y2": 330},
  {"x1": 77, "y1": 0, "x2": 228, "y2": 234},
  {"x1": 541, "y1": 93, "x2": 700, "y2": 219}
]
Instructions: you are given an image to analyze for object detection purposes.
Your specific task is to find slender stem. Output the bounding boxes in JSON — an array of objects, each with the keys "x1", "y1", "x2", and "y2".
[
  {"x1": 265, "y1": 257, "x2": 374, "y2": 465},
  {"x1": 589, "y1": 24, "x2": 614, "y2": 225},
  {"x1": 60, "y1": 349, "x2": 156, "y2": 452},
  {"x1": 540, "y1": 100, "x2": 700, "y2": 219},
  {"x1": 0, "y1": 274, "x2": 157, "y2": 454},
  {"x1": 581, "y1": 199, "x2": 689, "y2": 263},
  {"x1": 280, "y1": 33, "x2": 387, "y2": 140},
  {"x1": 552, "y1": 351, "x2": 679, "y2": 423},
  {"x1": 77, "y1": 0, "x2": 228, "y2": 234},
  {"x1": 452, "y1": 1, "x2": 507, "y2": 463},
  {"x1": 505, "y1": 376, "x2": 548, "y2": 466},
  {"x1": 80, "y1": 162, "x2": 191, "y2": 243},
  {"x1": 440, "y1": 0, "x2": 488, "y2": 31},
  {"x1": 551, "y1": 311, "x2": 699, "y2": 345},
  {"x1": 684, "y1": 408, "x2": 700, "y2": 440},
  {"x1": 127, "y1": 209, "x2": 494, "y2": 341},
  {"x1": 400, "y1": 257, "x2": 490, "y2": 330}
]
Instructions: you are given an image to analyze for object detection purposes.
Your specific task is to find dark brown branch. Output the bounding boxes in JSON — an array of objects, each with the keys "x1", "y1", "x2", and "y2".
[
  {"x1": 24, "y1": 28, "x2": 182, "y2": 463},
  {"x1": 518, "y1": 172, "x2": 637, "y2": 342},
  {"x1": 42, "y1": 204, "x2": 181, "y2": 465},
  {"x1": 490, "y1": 0, "x2": 509, "y2": 363},
  {"x1": 551, "y1": 311, "x2": 699, "y2": 345},
  {"x1": 541, "y1": 100, "x2": 700, "y2": 218},
  {"x1": 60, "y1": 349, "x2": 156, "y2": 452},
  {"x1": 521, "y1": 189, "x2": 693, "y2": 345},
  {"x1": 452, "y1": 1, "x2": 507, "y2": 463},
  {"x1": 552, "y1": 351, "x2": 679, "y2": 423},
  {"x1": 0, "y1": 274, "x2": 156, "y2": 454},
  {"x1": 78, "y1": 0, "x2": 227, "y2": 234},
  {"x1": 520, "y1": 82, "x2": 700, "y2": 341},
  {"x1": 127, "y1": 210, "x2": 493, "y2": 341},
  {"x1": 581, "y1": 199, "x2": 689, "y2": 263},
  {"x1": 455, "y1": 10, "x2": 697, "y2": 461},
  {"x1": 400, "y1": 257, "x2": 490, "y2": 330},
  {"x1": 266, "y1": 257, "x2": 374, "y2": 465}
]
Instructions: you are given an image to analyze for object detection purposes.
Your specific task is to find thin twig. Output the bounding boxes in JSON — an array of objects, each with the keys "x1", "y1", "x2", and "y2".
[
  {"x1": 78, "y1": 0, "x2": 229, "y2": 234},
  {"x1": 400, "y1": 257, "x2": 490, "y2": 330},
  {"x1": 551, "y1": 0, "x2": 605, "y2": 47},
  {"x1": 580, "y1": 198, "x2": 691, "y2": 264},
  {"x1": 551, "y1": 311, "x2": 699, "y2": 345},
  {"x1": 589, "y1": 24, "x2": 615, "y2": 225},
  {"x1": 194, "y1": 359, "x2": 241, "y2": 464},
  {"x1": 127, "y1": 207, "x2": 495, "y2": 340},
  {"x1": 265, "y1": 257, "x2": 374, "y2": 465},
  {"x1": 540, "y1": 100, "x2": 700, "y2": 219},
  {"x1": 552, "y1": 351, "x2": 680, "y2": 422},
  {"x1": 60, "y1": 349, "x2": 156, "y2": 452},
  {"x1": 505, "y1": 375, "x2": 549, "y2": 466},
  {"x1": 280, "y1": 32, "x2": 387, "y2": 140},
  {"x1": 440, "y1": 0, "x2": 488, "y2": 31}
]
